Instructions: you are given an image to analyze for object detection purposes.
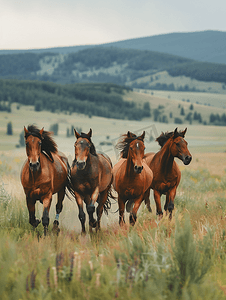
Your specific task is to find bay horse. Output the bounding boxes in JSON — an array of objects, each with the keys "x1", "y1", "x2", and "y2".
[
  {"x1": 113, "y1": 131, "x2": 153, "y2": 226},
  {"x1": 68, "y1": 128, "x2": 113, "y2": 234},
  {"x1": 144, "y1": 128, "x2": 192, "y2": 219},
  {"x1": 21, "y1": 125, "x2": 70, "y2": 235}
]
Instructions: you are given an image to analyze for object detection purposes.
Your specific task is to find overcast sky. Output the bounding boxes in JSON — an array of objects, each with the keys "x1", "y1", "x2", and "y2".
[{"x1": 1, "y1": 0, "x2": 226, "y2": 50}]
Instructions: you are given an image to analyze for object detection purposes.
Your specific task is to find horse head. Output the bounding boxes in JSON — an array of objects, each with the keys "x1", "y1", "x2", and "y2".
[
  {"x1": 170, "y1": 128, "x2": 192, "y2": 165},
  {"x1": 128, "y1": 131, "x2": 145, "y2": 174},
  {"x1": 24, "y1": 126, "x2": 44, "y2": 172},
  {"x1": 74, "y1": 128, "x2": 93, "y2": 170}
]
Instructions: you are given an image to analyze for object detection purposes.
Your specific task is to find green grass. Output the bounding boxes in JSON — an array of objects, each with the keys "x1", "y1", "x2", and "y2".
[{"x1": 1, "y1": 167, "x2": 226, "y2": 299}]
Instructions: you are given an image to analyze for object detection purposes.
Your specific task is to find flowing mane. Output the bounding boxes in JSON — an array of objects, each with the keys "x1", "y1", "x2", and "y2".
[
  {"x1": 25, "y1": 124, "x2": 58, "y2": 154},
  {"x1": 156, "y1": 130, "x2": 185, "y2": 148},
  {"x1": 116, "y1": 132, "x2": 142, "y2": 158}
]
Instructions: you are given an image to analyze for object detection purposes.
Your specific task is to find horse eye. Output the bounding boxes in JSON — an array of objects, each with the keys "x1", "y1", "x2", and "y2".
[{"x1": 176, "y1": 142, "x2": 180, "y2": 147}]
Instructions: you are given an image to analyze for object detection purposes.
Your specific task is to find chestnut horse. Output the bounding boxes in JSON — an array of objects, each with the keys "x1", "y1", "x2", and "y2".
[
  {"x1": 21, "y1": 125, "x2": 70, "y2": 235},
  {"x1": 67, "y1": 129, "x2": 113, "y2": 234},
  {"x1": 144, "y1": 128, "x2": 192, "y2": 219},
  {"x1": 113, "y1": 131, "x2": 153, "y2": 226}
]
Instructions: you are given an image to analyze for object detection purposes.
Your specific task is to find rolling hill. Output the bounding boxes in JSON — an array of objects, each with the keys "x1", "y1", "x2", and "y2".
[
  {"x1": 0, "y1": 47, "x2": 226, "y2": 94},
  {"x1": 1, "y1": 30, "x2": 226, "y2": 65}
]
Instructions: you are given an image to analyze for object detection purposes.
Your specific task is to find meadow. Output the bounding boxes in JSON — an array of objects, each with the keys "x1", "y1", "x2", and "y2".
[{"x1": 1, "y1": 104, "x2": 226, "y2": 299}]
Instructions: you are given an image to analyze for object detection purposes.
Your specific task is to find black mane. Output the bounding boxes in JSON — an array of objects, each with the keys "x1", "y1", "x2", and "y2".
[
  {"x1": 116, "y1": 132, "x2": 142, "y2": 158},
  {"x1": 25, "y1": 125, "x2": 58, "y2": 154},
  {"x1": 156, "y1": 130, "x2": 185, "y2": 148}
]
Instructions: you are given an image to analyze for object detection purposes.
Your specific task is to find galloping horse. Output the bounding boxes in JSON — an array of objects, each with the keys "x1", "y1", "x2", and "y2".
[
  {"x1": 21, "y1": 125, "x2": 70, "y2": 235},
  {"x1": 144, "y1": 128, "x2": 192, "y2": 219},
  {"x1": 113, "y1": 131, "x2": 153, "y2": 226},
  {"x1": 68, "y1": 129, "x2": 113, "y2": 234}
]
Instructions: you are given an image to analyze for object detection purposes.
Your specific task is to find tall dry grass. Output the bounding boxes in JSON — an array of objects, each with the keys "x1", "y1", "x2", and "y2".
[{"x1": 1, "y1": 153, "x2": 226, "y2": 299}]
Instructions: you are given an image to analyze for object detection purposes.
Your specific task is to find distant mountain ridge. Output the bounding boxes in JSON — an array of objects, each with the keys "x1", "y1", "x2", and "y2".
[{"x1": 1, "y1": 30, "x2": 226, "y2": 64}]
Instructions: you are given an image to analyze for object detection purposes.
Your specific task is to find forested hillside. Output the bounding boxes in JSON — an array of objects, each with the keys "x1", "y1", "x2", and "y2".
[
  {"x1": 1, "y1": 47, "x2": 226, "y2": 91},
  {"x1": 0, "y1": 79, "x2": 151, "y2": 120}
]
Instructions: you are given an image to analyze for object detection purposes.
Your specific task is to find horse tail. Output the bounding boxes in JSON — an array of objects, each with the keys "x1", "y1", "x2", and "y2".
[
  {"x1": 103, "y1": 184, "x2": 117, "y2": 215},
  {"x1": 65, "y1": 162, "x2": 76, "y2": 201}
]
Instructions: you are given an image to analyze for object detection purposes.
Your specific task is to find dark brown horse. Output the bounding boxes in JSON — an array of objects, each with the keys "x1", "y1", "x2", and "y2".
[
  {"x1": 21, "y1": 125, "x2": 70, "y2": 235},
  {"x1": 113, "y1": 131, "x2": 153, "y2": 226},
  {"x1": 144, "y1": 128, "x2": 192, "y2": 219},
  {"x1": 68, "y1": 129, "x2": 113, "y2": 234}
]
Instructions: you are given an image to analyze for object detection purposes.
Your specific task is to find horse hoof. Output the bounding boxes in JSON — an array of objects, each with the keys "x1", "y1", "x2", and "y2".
[
  {"x1": 33, "y1": 219, "x2": 41, "y2": 228},
  {"x1": 147, "y1": 207, "x2": 152, "y2": 213},
  {"x1": 53, "y1": 220, "x2": 59, "y2": 226}
]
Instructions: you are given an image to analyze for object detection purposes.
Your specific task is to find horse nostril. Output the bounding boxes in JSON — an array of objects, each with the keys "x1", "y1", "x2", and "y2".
[
  {"x1": 77, "y1": 161, "x2": 86, "y2": 170},
  {"x1": 184, "y1": 156, "x2": 192, "y2": 165}
]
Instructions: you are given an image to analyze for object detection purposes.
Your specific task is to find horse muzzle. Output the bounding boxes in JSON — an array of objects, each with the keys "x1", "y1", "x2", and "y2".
[
  {"x1": 134, "y1": 165, "x2": 143, "y2": 174},
  {"x1": 29, "y1": 161, "x2": 40, "y2": 172},
  {"x1": 183, "y1": 155, "x2": 192, "y2": 165},
  {"x1": 76, "y1": 160, "x2": 86, "y2": 170}
]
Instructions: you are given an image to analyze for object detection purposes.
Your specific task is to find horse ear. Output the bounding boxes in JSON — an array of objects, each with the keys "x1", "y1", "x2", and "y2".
[
  {"x1": 181, "y1": 128, "x2": 187, "y2": 137},
  {"x1": 74, "y1": 129, "x2": 81, "y2": 139},
  {"x1": 24, "y1": 126, "x2": 28, "y2": 137},
  {"x1": 39, "y1": 127, "x2": 44, "y2": 137},
  {"x1": 127, "y1": 131, "x2": 132, "y2": 138},
  {"x1": 140, "y1": 131, "x2": 145, "y2": 140},
  {"x1": 87, "y1": 128, "x2": 92, "y2": 138},
  {"x1": 173, "y1": 127, "x2": 179, "y2": 139}
]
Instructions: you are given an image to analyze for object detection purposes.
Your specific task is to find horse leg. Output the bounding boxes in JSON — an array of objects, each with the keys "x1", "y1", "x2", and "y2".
[
  {"x1": 167, "y1": 187, "x2": 177, "y2": 220},
  {"x1": 41, "y1": 193, "x2": 52, "y2": 236},
  {"x1": 26, "y1": 197, "x2": 40, "y2": 228},
  {"x1": 164, "y1": 193, "x2": 170, "y2": 214},
  {"x1": 130, "y1": 195, "x2": 143, "y2": 226},
  {"x1": 118, "y1": 196, "x2": 125, "y2": 226},
  {"x1": 74, "y1": 191, "x2": 86, "y2": 234},
  {"x1": 144, "y1": 188, "x2": 152, "y2": 213},
  {"x1": 53, "y1": 187, "x2": 65, "y2": 234},
  {"x1": 153, "y1": 190, "x2": 163, "y2": 218},
  {"x1": 96, "y1": 188, "x2": 109, "y2": 231},
  {"x1": 87, "y1": 187, "x2": 99, "y2": 230}
]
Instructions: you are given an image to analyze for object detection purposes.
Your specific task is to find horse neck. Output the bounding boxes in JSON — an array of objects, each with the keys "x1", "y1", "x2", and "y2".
[{"x1": 159, "y1": 141, "x2": 174, "y2": 174}]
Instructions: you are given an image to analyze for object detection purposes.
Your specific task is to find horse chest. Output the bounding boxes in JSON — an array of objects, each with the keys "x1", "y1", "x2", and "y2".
[{"x1": 153, "y1": 178, "x2": 177, "y2": 194}]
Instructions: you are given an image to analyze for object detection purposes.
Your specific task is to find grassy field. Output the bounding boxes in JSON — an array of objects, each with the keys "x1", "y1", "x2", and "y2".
[
  {"x1": 128, "y1": 71, "x2": 226, "y2": 95},
  {"x1": 1, "y1": 102, "x2": 226, "y2": 299}
]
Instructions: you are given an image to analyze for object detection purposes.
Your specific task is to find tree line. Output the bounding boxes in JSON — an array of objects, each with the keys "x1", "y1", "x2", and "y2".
[{"x1": 0, "y1": 79, "x2": 150, "y2": 120}]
